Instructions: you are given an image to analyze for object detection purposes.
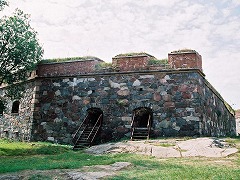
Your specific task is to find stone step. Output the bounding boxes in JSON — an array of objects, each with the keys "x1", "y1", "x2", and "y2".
[
  {"x1": 134, "y1": 127, "x2": 148, "y2": 130},
  {"x1": 73, "y1": 125, "x2": 101, "y2": 150},
  {"x1": 132, "y1": 135, "x2": 148, "y2": 138}
]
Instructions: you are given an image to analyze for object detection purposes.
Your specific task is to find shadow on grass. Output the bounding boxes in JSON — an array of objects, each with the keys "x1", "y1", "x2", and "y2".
[{"x1": 0, "y1": 139, "x2": 71, "y2": 156}]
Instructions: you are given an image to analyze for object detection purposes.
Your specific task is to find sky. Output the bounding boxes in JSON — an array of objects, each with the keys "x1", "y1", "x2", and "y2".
[{"x1": 1, "y1": 0, "x2": 240, "y2": 110}]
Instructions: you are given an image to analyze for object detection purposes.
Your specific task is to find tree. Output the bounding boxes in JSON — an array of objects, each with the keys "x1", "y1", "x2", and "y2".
[
  {"x1": 0, "y1": 9, "x2": 43, "y2": 91},
  {"x1": 0, "y1": 0, "x2": 8, "y2": 10}
]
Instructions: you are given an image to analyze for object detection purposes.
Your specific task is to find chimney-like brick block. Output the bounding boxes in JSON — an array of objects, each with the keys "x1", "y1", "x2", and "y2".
[
  {"x1": 112, "y1": 54, "x2": 153, "y2": 71},
  {"x1": 168, "y1": 50, "x2": 202, "y2": 71}
]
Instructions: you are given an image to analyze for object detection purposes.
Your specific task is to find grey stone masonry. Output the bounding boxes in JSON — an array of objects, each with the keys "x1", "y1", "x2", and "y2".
[
  {"x1": 0, "y1": 81, "x2": 36, "y2": 141},
  {"x1": 29, "y1": 69, "x2": 235, "y2": 144}
]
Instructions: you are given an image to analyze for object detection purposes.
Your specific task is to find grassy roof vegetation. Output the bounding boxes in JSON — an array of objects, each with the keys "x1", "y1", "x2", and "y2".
[
  {"x1": 95, "y1": 62, "x2": 113, "y2": 69},
  {"x1": 114, "y1": 52, "x2": 155, "y2": 58},
  {"x1": 148, "y1": 58, "x2": 169, "y2": 66},
  {"x1": 39, "y1": 56, "x2": 102, "y2": 64},
  {"x1": 170, "y1": 49, "x2": 197, "y2": 54}
]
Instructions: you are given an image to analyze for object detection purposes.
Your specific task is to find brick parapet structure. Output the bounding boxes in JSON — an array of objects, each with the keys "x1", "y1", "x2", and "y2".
[
  {"x1": 168, "y1": 50, "x2": 202, "y2": 71},
  {"x1": 112, "y1": 54, "x2": 153, "y2": 72},
  {"x1": 37, "y1": 58, "x2": 103, "y2": 77},
  {"x1": 36, "y1": 50, "x2": 203, "y2": 77}
]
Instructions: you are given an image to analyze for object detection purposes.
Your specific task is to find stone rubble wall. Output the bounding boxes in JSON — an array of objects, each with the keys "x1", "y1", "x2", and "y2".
[
  {"x1": 0, "y1": 81, "x2": 36, "y2": 141},
  {"x1": 31, "y1": 69, "x2": 235, "y2": 144},
  {"x1": 235, "y1": 110, "x2": 240, "y2": 135},
  {"x1": 0, "y1": 71, "x2": 235, "y2": 144},
  {"x1": 201, "y1": 81, "x2": 236, "y2": 136}
]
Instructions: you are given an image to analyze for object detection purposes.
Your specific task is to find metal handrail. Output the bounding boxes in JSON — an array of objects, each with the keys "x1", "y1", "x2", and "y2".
[
  {"x1": 131, "y1": 113, "x2": 135, "y2": 128},
  {"x1": 90, "y1": 126, "x2": 101, "y2": 145},
  {"x1": 130, "y1": 113, "x2": 136, "y2": 140},
  {"x1": 147, "y1": 114, "x2": 151, "y2": 140},
  {"x1": 130, "y1": 127, "x2": 135, "y2": 141},
  {"x1": 72, "y1": 114, "x2": 89, "y2": 144},
  {"x1": 88, "y1": 113, "x2": 103, "y2": 145}
]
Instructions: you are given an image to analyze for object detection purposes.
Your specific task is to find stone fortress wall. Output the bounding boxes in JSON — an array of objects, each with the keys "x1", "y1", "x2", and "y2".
[
  {"x1": 235, "y1": 110, "x2": 240, "y2": 135},
  {"x1": 0, "y1": 50, "x2": 236, "y2": 144},
  {"x1": 0, "y1": 81, "x2": 36, "y2": 141}
]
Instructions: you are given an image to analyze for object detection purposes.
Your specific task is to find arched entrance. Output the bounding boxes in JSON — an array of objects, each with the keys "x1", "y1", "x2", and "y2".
[
  {"x1": 131, "y1": 107, "x2": 153, "y2": 140},
  {"x1": 86, "y1": 107, "x2": 103, "y2": 126},
  {"x1": 11, "y1": 100, "x2": 20, "y2": 113},
  {"x1": 0, "y1": 101, "x2": 4, "y2": 115},
  {"x1": 132, "y1": 107, "x2": 153, "y2": 128}
]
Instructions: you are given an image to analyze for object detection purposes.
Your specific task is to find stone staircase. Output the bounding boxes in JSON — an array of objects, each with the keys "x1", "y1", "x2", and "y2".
[
  {"x1": 73, "y1": 126, "x2": 100, "y2": 150},
  {"x1": 131, "y1": 127, "x2": 149, "y2": 140},
  {"x1": 72, "y1": 113, "x2": 102, "y2": 150},
  {"x1": 130, "y1": 113, "x2": 151, "y2": 141}
]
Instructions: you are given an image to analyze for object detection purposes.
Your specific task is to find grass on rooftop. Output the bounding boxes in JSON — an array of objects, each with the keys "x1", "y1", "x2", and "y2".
[{"x1": 39, "y1": 56, "x2": 101, "y2": 64}]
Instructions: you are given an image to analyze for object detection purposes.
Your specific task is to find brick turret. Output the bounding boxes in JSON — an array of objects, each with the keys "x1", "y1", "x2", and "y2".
[
  {"x1": 37, "y1": 56, "x2": 103, "y2": 77},
  {"x1": 168, "y1": 49, "x2": 202, "y2": 71},
  {"x1": 112, "y1": 53, "x2": 154, "y2": 71}
]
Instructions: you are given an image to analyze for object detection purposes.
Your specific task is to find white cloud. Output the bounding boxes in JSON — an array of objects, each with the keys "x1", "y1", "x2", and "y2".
[{"x1": 2, "y1": 0, "x2": 240, "y2": 109}]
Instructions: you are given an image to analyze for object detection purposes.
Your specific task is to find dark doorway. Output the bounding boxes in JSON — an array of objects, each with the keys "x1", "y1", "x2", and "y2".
[
  {"x1": 0, "y1": 101, "x2": 4, "y2": 115},
  {"x1": 72, "y1": 108, "x2": 103, "y2": 149},
  {"x1": 86, "y1": 108, "x2": 103, "y2": 126},
  {"x1": 11, "y1": 101, "x2": 20, "y2": 113},
  {"x1": 132, "y1": 107, "x2": 153, "y2": 128}
]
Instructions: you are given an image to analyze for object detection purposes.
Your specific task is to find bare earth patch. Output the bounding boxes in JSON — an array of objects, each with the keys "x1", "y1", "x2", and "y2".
[{"x1": 0, "y1": 162, "x2": 131, "y2": 180}]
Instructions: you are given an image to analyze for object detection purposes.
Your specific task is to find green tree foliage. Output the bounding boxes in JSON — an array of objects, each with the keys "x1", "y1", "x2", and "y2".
[
  {"x1": 0, "y1": 9, "x2": 43, "y2": 86},
  {"x1": 0, "y1": 0, "x2": 8, "y2": 10}
]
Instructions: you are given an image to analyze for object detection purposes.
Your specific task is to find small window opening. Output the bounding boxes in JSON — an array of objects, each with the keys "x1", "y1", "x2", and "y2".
[
  {"x1": 12, "y1": 101, "x2": 20, "y2": 113},
  {"x1": 92, "y1": 90, "x2": 95, "y2": 93},
  {"x1": 14, "y1": 131, "x2": 19, "y2": 138},
  {"x1": 0, "y1": 101, "x2": 4, "y2": 115},
  {"x1": 139, "y1": 88, "x2": 143, "y2": 91},
  {"x1": 4, "y1": 130, "x2": 9, "y2": 138}
]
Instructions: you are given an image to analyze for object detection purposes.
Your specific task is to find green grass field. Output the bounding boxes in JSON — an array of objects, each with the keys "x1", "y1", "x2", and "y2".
[{"x1": 0, "y1": 138, "x2": 240, "y2": 179}]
